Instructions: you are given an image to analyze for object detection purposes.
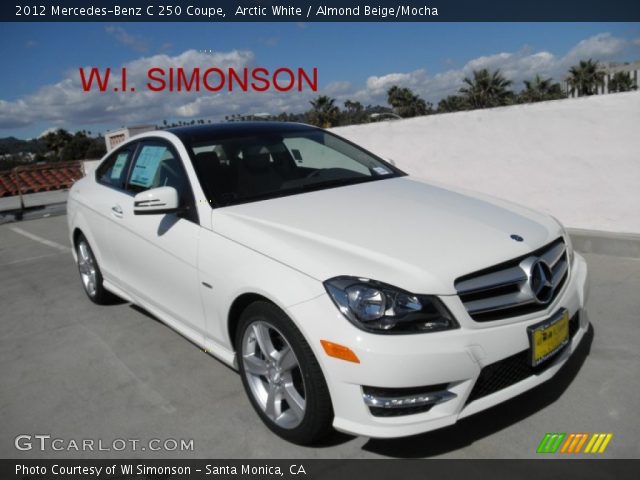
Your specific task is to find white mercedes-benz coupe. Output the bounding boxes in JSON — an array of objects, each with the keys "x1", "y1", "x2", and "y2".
[{"x1": 67, "y1": 122, "x2": 589, "y2": 444}]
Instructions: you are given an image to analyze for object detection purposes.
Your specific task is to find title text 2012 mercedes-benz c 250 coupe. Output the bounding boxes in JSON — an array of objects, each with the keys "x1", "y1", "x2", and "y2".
[{"x1": 67, "y1": 123, "x2": 589, "y2": 444}]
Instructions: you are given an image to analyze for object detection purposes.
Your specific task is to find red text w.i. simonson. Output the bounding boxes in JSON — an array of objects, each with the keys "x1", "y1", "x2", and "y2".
[{"x1": 79, "y1": 67, "x2": 318, "y2": 93}]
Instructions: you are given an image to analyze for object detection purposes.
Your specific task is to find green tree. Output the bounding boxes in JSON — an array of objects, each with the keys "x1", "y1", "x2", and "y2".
[
  {"x1": 518, "y1": 75, "x2": 566, "y2": 103},
  {"x1": 43, "y1": 129, "x2": 73, "y2": 160},
  {"x1": 437, "y1": 95, "x2": 469, "y2": 113},
  {"x1": 85, "y1": 138, "x2": 106, "y2": 159},
  {"x1": 60, "y1": 131, "x2": 92, "y2": 161},
  {"x1": 341, "y1": 100, "x2": 366, "y2": 125},
  {"x1": 608, "y1": 71, "x2": 638, "y2": 93},
  {"x1": 343, "y1": 100, "x2": 363, "y2": 115},
  {"x1": 567, "y1": 59, "x2": 605, "y2": 97},
  {"x1": 386, "y1": 86, "x2": 431, "y2": 117},
  {"x1": 459, "y1": 69, "x2": 514, "y2": 108},
  {"x1": 307, "y1": 95, "x2": 340, "y2": 128}
]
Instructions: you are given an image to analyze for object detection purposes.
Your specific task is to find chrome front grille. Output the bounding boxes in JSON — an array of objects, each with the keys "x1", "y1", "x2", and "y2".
[{"x1": 455, "y1": 238, "x2": 569, "y2": 322}]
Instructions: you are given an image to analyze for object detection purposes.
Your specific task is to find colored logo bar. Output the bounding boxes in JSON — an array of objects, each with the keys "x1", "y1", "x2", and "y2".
[{"x1": 537, "y1": 433, "x2": 613, "y2": 454}]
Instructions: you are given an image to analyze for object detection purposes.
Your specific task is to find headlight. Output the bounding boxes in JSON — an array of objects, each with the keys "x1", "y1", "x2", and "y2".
[{"x1": 324, "y1": 276, "x2": 458, "y2": 334}]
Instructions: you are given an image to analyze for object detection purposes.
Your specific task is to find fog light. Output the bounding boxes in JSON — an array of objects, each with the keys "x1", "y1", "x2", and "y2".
[
  {"x1": 362, "y1": 384, "x2": 457, "y2": 417},
  {"x1": 363, "y1": 391, "x2": 456, "y2": 408}
]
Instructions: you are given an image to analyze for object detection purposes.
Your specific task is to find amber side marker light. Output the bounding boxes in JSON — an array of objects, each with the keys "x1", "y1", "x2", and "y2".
[{"x1": 320, "y1": 340, "x2": 360, "y2": 363}]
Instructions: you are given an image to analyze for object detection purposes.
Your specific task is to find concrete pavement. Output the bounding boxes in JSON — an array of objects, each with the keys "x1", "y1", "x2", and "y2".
[{"x1": 1, "y1": 215, "x2": 639, "y2": 458}]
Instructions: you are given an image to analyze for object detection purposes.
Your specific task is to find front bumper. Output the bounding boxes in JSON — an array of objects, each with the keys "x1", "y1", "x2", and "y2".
[{"x1": 287, "y1": 252, "x2": 589, "y2": 438}]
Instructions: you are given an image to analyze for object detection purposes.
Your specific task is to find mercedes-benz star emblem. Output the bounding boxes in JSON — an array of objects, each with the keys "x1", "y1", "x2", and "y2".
[{"x1": 530, "y1": 259, "x2": 553, "y2": 303}]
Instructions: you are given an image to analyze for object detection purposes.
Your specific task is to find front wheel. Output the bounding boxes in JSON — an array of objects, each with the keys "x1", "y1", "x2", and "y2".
[
  {"x1": 236, "y1": 301, "x2": 333, "y2": 444},
  {"x1": 75, "y1": 234, "x2": 117, "y2": 305}
]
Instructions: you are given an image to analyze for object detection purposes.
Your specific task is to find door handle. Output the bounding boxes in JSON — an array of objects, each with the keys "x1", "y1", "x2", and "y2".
[{"x1": 111, "y1": 205, "x2": 123, "y2": 217}]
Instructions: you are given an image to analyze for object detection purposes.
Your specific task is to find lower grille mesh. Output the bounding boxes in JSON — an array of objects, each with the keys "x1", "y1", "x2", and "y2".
[
  {"x1": 466, "y1": 312, "x2": 580, "y2": 404},
  {"x1": 369, "y1": 404, "x2": 433, "y2": 417}
]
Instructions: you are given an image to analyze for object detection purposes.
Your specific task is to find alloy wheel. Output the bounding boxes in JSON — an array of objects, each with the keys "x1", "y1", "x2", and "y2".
[
  {"x1": 77, "y1": 241, "x2": 97, "y2": 297},
  {"x1": 241, "y1": 321, "x2": 307, "y2": 429}
]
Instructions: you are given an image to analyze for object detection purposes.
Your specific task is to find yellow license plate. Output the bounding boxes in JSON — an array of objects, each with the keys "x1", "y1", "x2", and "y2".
[{"x1": 528, "y1": 310, "x2": 570, "y2": 366}]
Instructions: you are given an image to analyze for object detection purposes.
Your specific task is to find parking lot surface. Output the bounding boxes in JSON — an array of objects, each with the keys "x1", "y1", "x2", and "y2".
[{"x1": 1, "y1": 215, "x2": 639, "y2": 458}]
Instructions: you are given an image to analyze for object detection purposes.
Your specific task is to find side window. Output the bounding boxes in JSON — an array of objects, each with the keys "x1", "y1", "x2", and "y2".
[
  {"x1": 127, "y1": 142, "x2": 188, "y2": 193},
  {"x1": 95, "y1": 146, "x2": 134, "y2": 189},
  {"x1": 126, "y1": 141, "x2": 197, "y2": 221}
]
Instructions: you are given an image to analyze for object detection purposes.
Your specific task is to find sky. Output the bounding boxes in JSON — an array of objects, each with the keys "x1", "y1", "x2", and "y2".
[{"x1": 1, "y1": 22, "x2": 639, "y2": 138}]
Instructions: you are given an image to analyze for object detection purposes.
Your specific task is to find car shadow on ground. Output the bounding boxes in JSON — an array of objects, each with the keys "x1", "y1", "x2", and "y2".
[{"x1": 361, "y1": 324, "x2": 594, "y2": 458}]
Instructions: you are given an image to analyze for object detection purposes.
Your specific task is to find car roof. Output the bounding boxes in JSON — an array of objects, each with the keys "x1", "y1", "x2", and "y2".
[{"x1": 167, "y1": 122, "x2": 320, "y2": 144}]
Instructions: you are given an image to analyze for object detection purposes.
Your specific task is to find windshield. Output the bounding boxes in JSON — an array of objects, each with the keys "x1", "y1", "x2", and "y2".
[{"x1": 184, "y1": 128, "x2": 405, "y2": 206}]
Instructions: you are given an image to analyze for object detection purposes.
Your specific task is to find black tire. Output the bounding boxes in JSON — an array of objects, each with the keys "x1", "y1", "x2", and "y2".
[
  {"x1": 75, "y1": 234, "x2": 118, "y2": 305},
  {"x1": 236, "y1": 301, "x2": 334, "y2": 445}
]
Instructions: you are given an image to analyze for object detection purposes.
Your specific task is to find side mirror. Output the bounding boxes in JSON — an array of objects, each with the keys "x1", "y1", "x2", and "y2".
[{"x1": 133, "y1": 186, "x2": 181, "y2": 215}]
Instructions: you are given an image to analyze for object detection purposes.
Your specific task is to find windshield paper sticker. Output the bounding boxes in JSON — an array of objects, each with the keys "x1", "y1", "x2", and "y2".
[
  {"x1": 373, "y1": 166, "x2": 391, "y2": 175},
  {"x1": 129, "y1": 146, "x2": 166, "y2": 187}
]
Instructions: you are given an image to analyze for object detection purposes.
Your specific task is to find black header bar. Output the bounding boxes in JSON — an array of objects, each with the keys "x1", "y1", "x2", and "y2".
[
  {"x1": 3, "y1": 459, "x2": 640, "y2": 480},
  {"x1": 3, "y1": 0, "x2": 640, "y2": 22}
]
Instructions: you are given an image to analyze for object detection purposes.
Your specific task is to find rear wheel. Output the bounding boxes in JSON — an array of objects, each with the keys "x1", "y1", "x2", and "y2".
[
  {"x1": 75, "y1": 234, "x2": 117, "y2": 305},
  {"x1": 236, "y1": 301, "x2": 333, "y2": 444}
]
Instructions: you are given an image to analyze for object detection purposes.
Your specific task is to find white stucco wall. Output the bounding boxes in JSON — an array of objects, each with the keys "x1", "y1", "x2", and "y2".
[{"x1": 332, "y1": 91, "x2": 640, "y2": 234}]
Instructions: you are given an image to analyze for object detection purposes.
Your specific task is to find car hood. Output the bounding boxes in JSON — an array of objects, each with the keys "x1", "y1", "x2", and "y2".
[{"x1": 211, "y1": 177, "x2": 562, "y2": 295}]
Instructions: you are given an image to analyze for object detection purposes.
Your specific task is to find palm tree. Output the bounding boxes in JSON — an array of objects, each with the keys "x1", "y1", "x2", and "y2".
[
  {"x1": 386, "y1": 86, "x2": 431, "y2": 117},
  {"x1": 343, "y1": 100, "x2": 363, "y2": 118},
  {"x1": 437, "y1": 95, "x2": 469, "y2": 113},
  {"x1": 566, "y1": 59, "x2": 605, "y2": 97},
  {"x1": 608, "y1": 71, "x2": 638, "y2": 93},
  {"x1": 519, "y1": 75, "x2": 565, "y2": 103},
  {"x1": 308, "y1": 96, "x2": 340, "y2": 128},
  {"x1": 343, "y1": 100, "x2": 363, "y2": 114},
  {"x1": 459, "y1": 69, "x2": 514, "y2": 108},
  {"x1": 341, "y1": 100, "x2": 365, "y2": 125}
]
